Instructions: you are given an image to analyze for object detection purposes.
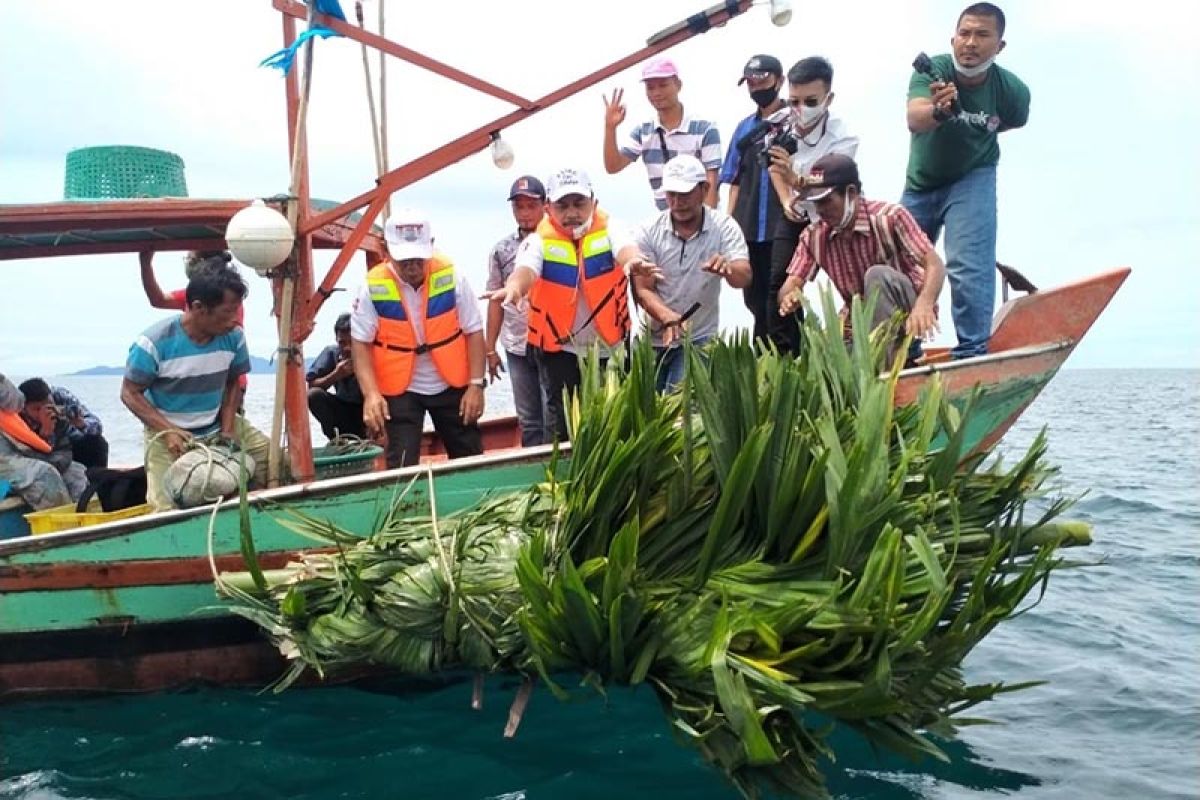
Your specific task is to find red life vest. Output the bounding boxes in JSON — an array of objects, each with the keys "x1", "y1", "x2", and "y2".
[
  {"x1": 527, "y1": 210, "x2": 629, "y2": 353},
  {"x1": 367, "y1": 256, "x2": 469, "y2": 395}
]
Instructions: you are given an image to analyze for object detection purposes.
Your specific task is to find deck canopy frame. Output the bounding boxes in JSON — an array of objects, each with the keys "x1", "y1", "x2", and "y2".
[
  {"x1": 270, "y1": 0, "x2": 757, "y2": 479},
  {"x1": 0, "y1": 1, "x2": 763, "y2": 483}
]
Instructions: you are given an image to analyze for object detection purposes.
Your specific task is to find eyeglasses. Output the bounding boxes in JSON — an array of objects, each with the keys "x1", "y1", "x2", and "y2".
[{"x1": 786, "y1": 95, "x2": 827, "y2": 108}]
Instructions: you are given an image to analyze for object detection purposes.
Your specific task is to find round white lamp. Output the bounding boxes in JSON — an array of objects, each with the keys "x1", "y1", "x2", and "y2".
[
  {"x1": 769, "y1": 0, "x2": 793, "y2": 26},
  {"x1": 490, "y1": 132, "x2": 515, "y2": 170},
  {"x1": 226, "y1": 199, "x2": 294, "y2": 275}
]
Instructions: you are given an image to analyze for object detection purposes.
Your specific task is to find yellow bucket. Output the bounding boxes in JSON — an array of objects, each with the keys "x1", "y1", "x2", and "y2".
[{"x1": 24, "y1": 499, "x2": 151, "y2": 536}]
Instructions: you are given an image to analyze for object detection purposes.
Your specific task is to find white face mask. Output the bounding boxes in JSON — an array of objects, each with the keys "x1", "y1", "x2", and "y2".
[
  {"x1": 570, "y1": 213, "x2": 594, "y2": 240},
  {"x1": 793, "y1": 97, "x2": 828, "y2": 129},
  {"x1": 837, "y1": 194, "x2": 856, "y2": 231},
  {"x1": 952, "y1": 53, "x2": 995, "y2": 78}
]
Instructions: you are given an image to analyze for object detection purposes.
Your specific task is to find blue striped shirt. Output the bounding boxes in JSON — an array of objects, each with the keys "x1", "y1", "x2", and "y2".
[
  {"x1": 125, "y1": 316, "x2": 250, "y2": 434},
  {"x1": 619, "y1": 113, "x2": 722, "y2": 210}
]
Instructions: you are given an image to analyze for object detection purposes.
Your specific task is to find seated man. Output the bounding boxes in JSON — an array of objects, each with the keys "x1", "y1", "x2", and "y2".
[
  {"x1": 306, "y1": 313, "x2": 365, "y2": 441},
  {"x1": 491, "y1": 168, "x2": 652, "y2": 441},
  {"x1": 630, "y1": 155, "x2": 752, "y2": 392},
  {"x1": 121, "y1": 265, "x2": 270, "y2": 511},
  {"x1": 777, "y1": 153, "x2": 945, "y2": 360},
  {"x1": 17, "y1": 378, "x2": 109, "y2": 469},
  {"x1": 351, "y1": 208, "x2": 487, "y2": 469},
  {"x1": 0, "y1": 373, "x2": 86, "y2": 510}
]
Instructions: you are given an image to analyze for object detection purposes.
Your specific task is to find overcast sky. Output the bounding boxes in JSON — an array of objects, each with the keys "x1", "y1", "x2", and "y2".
[{"x1": 1, "y1": 0, "x2": 1196, "y2": 376}]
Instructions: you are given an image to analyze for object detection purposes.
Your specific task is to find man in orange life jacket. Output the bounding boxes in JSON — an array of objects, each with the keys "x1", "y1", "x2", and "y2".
[
  {"x1": 489, "y1": 168, "x2": 660, "y2": 441},
  {"x1": 350, "y1": 208, "x2": 487, "y2": 468}
]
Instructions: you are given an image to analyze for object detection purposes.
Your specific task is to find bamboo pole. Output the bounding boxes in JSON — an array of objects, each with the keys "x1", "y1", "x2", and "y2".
[
  {"x1": 269, "y1": 3, "x2": 318, "y2": 488},
  {"x1": 355, "y1": 1, "x2": 385, "y2": 179},
  {"x1": 378, "y1": 0, "x2": 390, "y2": 220}
]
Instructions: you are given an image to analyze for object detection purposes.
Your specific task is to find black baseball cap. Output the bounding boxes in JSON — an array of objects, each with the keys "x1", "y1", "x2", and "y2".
[
  {"x1": 738, "y1": 54, "x2": 783, "y2": 85},
  {"x1": 796, "y1": 153, "x2": 860, "y2": 201},
  {"x1": 507, "y1": 175, "x2": 546, "y2": 201}
]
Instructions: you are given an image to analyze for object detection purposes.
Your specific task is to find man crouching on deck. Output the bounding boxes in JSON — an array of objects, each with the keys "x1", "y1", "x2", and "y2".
[
  {"x1": 121, "y1": 264, "x2": 270, "y2": 511},
  {"x1": 351, "y1": 208, "x2": 487, "y2": 469},
  {"x1": 777, "y1": 153, "x2": 945, "y2": 364}
]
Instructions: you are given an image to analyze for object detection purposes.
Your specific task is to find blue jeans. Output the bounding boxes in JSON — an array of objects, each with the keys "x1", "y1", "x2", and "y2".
[
  {"x1": 506, "y1": 349, "x2": 548, "y2": 447},
  {"x1": 654, "y1": 337, "x2": 709, "y2": 394},
  {"x1": 900, "y1": 165, "x2": 997, "y2": 358}
]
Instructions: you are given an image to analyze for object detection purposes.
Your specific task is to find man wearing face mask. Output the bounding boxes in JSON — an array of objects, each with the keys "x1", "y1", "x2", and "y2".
[
  {"x1": 351, "y1": 208, "x2": 487, "y2": 469},
  {"x1": 765, "y1": 56, "x2": 858, "y2": 355},
  {"x1": 718, "y1": 54, "x2": 785, "y2": 345},
  {"x1": 901, "y1": 3, "x2": 1030, "y2": 359},
  {"x1": 490, "y1": 168, "x2": 656, "y2": 442},
  {"x1": 777, "y1": 154, "x2": 945, "y2": 364}
]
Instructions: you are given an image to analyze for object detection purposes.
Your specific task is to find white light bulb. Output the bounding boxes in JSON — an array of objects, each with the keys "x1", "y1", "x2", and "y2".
[
  {"x1": 490, "y1": 134, "x2": 515, "y2": 170},
  {"x1": 769, "y1": 0, "x2": 792, "y2": 26}
]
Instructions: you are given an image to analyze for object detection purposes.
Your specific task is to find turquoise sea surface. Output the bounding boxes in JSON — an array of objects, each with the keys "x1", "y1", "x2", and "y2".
[{"x1": 2, "y1": 370, "x2": 1198, "y2": 799}]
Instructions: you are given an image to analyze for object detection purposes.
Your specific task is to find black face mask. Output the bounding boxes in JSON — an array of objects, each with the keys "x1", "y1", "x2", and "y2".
[{"x1": 749, "y1": 86, "x2": 778, "y2": 109}]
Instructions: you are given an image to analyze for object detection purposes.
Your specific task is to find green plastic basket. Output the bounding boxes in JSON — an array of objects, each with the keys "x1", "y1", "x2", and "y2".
[
  {"x1": 64, "y1": 145, "x2": 188, "y2": 200},
  {"x1": 311, "y1": 444, "x2": 383, "y2": 480}
]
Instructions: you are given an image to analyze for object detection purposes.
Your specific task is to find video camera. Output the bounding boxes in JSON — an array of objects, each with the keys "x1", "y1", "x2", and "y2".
[
  {"x1": 735, "y1": 107, "x2": 799, "y2": 169},
  {"x1": 912, "y1": 52, "x2": 959, "y2": 115}
]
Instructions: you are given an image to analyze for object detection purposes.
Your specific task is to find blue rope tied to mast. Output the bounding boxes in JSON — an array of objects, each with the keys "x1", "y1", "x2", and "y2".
[{"x1": 260, "y1": 0, "x2": 348, "y2": 74}]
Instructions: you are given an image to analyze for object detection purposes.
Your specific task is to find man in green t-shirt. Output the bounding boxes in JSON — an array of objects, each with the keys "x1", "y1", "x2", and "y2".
[{"x1": 901, "y1": 2, "x2": 1030, "y2": 358}]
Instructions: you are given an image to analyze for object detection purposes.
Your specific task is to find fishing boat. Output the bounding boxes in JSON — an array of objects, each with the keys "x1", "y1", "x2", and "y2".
[{"x1": 0, "y1": 0, "x2": 1129, "y2": 699}]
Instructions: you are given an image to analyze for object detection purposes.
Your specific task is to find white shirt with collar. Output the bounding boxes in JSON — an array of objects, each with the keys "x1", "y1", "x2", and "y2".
[
  {"x1": 514, "y1": 219, "x2": 634, "y2": 355},
  {"x1": 350, "y1": 265, "x2": 483, "y2": 396}
]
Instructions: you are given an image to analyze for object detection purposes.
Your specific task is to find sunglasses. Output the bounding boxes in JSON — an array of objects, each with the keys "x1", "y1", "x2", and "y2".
[{"x1": 786, "y1": 95, "x2": 828, "y2": 108}]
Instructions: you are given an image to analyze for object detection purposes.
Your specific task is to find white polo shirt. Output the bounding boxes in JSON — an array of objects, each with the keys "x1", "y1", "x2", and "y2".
[{"x1": 350, "y1": 265, "x2": 483, "y2": 396}]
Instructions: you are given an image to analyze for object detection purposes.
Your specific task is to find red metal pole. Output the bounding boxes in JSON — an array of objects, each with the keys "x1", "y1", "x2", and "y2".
[
  {"x1": 279, "y1": 11, "x2": 315, "y2": 483},
  {"x1": 273, "y1": 0, "x2": 534, "y2": 109},
  {"x1": 296, "y1": 0, "x2": 754, "y2": 240}
]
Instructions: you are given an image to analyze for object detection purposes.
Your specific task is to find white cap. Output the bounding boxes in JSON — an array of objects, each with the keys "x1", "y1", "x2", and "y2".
[
  {"x1": 384, "y1": 208, "x2": 434, "y2": 261},
  {"x1": 546, "y1": 168, "x2": 593, "y2": 202},
  {"x1": 660, "y1": 155, "x2": 707, "y2": 194}
]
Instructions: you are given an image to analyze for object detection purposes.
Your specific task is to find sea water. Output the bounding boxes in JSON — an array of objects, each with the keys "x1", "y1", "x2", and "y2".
[{"x1": 1, "y1": 370, "x2": 1197, "y2": 799}]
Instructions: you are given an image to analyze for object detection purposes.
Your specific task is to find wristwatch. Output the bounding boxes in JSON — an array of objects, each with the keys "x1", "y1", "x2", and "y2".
[{"x1": 469, "y1": 377, "x2": 486, "y2": 387}]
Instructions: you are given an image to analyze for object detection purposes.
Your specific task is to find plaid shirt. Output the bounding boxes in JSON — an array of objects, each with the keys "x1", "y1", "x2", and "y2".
[{"x1": 786, "y1": 198, "x2": 932, "y2": 306}]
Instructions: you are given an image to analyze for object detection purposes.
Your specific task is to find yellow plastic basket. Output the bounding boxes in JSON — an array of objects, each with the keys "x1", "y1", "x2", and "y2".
[{"x1": 24, "y1": 499, "x2": 152, "y2": 536}]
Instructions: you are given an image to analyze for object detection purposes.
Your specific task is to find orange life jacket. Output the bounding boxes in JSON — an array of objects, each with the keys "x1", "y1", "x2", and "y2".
[
  {"x1": 0, "y1": 410, "x2": 51, "y2": 454},
  {"x1": 367, "y1": 255, "x2": 469, "y2": 396},
  {"x1": 527, "y1": 210, "x2": 629, "y2": 353}
]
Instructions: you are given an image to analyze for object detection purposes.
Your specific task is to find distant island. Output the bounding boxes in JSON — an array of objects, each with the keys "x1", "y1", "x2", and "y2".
[{"x1": 72, "y1": 355, "x2": 292, "y2": 376}]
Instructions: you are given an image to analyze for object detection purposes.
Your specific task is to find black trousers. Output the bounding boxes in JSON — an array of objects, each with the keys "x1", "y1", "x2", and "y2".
[
  {"x1": 307, "y1": 388, "x2": 366, "y2": 441},
  {"x1": 766, "y1": 216, "x2": 809, "y2": 356},
  {"x1": 384, "y1": 387, "x2": 482, "y2": 468},
  {"x1": 529, "y1": 346, "x2": 581, "y2": 443},
  {"x1": 742, "y1": 241, "x2": 774, "y2": 343},
  {"x1": 71, "y1": 433, "x2": 109, "y2": 469}
]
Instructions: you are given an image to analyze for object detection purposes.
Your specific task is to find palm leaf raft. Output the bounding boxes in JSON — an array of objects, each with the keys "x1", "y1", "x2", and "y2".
[{"x1": 223, "y1": 296, "x2": 1091, "y2": 799}]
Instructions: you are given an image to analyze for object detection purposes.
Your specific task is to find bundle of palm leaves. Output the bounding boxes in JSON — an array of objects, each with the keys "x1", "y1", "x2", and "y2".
[{"x1": 223, "y1": 296, "x2": 1090, "y2": 798}]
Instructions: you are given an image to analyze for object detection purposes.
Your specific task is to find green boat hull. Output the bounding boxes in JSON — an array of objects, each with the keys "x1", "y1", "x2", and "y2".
[{"x1": 0, "y1": 268, "x2": 1130, "y2": 697}]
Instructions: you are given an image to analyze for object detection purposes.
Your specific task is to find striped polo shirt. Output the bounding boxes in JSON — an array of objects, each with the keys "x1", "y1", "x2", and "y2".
[
  {"x1": 620, "y1": 111, "x2": 722, "y2": 210},
  {"x1": 125, "y1": 316, "x2": 251, "y2": 434}
]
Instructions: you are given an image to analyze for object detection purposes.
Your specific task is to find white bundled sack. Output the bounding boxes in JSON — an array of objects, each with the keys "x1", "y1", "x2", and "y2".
[{"x1": 163, "y1": 446, "x2": 256, "y2": 509}]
